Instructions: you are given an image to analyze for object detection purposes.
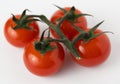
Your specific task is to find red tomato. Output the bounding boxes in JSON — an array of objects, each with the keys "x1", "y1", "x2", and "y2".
[
  {"x1": 50, "y1": 7, "x2": 87, "y2": 40},
  {"x1": 4, "y1": 15, "x2": 40, "y2": 47},
  {"x1": 72, "y1": 29, "x2": 111, "y2": 67},
  {"x1": 23, "y1": 38, "x2": 65, "y2": 76}
]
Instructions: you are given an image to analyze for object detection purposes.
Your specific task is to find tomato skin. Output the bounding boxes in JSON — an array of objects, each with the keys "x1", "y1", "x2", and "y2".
[
  {"x1": 4, "y1": 15, "x2": 40, "y2": 47},
  {"x1": 23, "y1": 39, "x2": 65, "y2": 76},
  {"x1": 72, "y1": 29, "x2": 111, "y2": 67},
  {"x1": 50, "y1": 7, "x2": 87, "y2": 40}
]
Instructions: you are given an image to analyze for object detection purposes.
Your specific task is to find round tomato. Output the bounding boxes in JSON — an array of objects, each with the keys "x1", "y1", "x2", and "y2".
[
  {"x1": 72, "y1": 29, "x2": 111, "y2": 67},
  {"x1": 50, "y1": 7, "x2": 87, "y2": 40},
  {"x1": 23, "y1": 38, "x2": 65, "y2": 76},
  {"x1": 4, "y1": 15, "x2": 40, "y2": 47}
]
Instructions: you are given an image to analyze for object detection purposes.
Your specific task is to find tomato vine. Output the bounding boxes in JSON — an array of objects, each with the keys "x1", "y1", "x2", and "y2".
[{"x1": 12, "y1": 6, "x2": 111, "y2": 59}]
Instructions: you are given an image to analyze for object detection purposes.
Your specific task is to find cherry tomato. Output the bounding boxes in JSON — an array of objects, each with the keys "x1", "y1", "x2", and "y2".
[
  {"x1": 23, "y1": 38, "x2": 65, "y2": 76},
  {"x1": 50, "y1": 7, "x2": 87, "y2": 40},
  {"x1": 4, "y1": 15, "x2": 40, "y2": 47},
  {"x1": 72, "y1": 29, "x2": 111, "y2": 67}
]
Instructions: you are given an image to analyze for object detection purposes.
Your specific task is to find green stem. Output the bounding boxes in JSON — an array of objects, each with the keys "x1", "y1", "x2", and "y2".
[
  {"x1": 36, "y1": 13, "x2": 81, "y2": 58},
  {"x1": 48, "y1": 38, "x2": 65, "y2": 43},
  {"x1": 64, "y1": 40, "x2": 81, "y2": 59},
  {"x1": 72, "y1": 33, "x2": 85, "y2": 45},
  {"x1": 57, "y1": 12, "x2": 69, "y2": 27}
]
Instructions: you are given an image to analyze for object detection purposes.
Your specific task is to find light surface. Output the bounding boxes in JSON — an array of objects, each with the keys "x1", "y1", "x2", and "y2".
[{"x1": 0, "y1": 0, "x2": 120, "y2": 84}]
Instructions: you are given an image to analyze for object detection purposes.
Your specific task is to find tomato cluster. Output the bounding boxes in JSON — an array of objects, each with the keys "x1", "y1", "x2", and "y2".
[{"x1": 4, "y1": 6, "x2": 111, "y2": 76}]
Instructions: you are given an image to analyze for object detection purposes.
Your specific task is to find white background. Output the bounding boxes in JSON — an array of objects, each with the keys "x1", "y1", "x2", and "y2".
[{"x1": 0, "y1": 0, "x2": 120, "y2": 84}]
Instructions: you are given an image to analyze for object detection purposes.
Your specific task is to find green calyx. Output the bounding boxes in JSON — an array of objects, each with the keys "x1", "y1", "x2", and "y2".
[
  {"x1": 34, "y1": 40, "x2": 56, "y2": 55},
  {"x1": 12, "y1": 9, "x2": 40, "y2": 30},
  {"x1": 82, "y1": 21, "x2": 105, "y2": 42},
  {"x1": 72, "y1": 21, "x2": 106, "y2": 44},
  {"x1": 34, "y1": 29, "x2": 56, "y2": 55},
  {"x1": 55, "y1": 5, "x2": 92, "y2": 23}
]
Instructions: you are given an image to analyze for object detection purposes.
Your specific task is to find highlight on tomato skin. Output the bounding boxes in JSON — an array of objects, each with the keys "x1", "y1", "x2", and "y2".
[
  {"x1": 4, "y1": 15, "x2": 40, "y2": 48},
  {"x1": 71, "y1": 29, "x2": 111, "y2": 67},
  {"x1": 50, "y1": 7, "x2": 87, "y2": 40},
  {"x1": 23, "y1": 38, "x2": 65, "y2": 76}
]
